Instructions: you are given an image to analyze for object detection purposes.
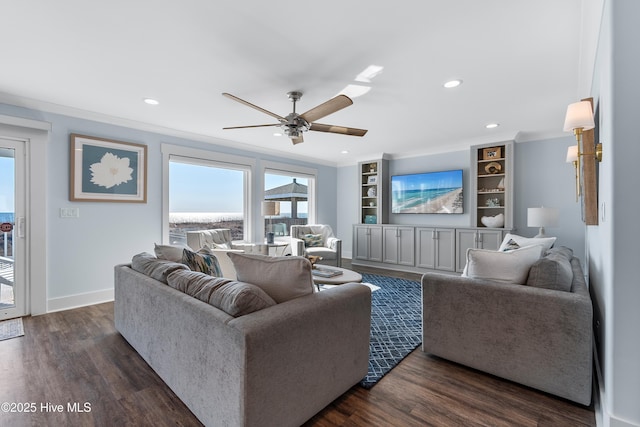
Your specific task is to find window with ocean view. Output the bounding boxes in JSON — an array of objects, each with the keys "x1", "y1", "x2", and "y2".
[{"x1": 169, "y1": 158, "x2": 247, "y2": 245}]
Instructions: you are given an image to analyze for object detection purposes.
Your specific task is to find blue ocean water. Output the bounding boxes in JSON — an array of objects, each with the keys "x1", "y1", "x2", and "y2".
[
  {"x1": 392, "y1": 187, "x2": 459, "y2": 211},
  {"x1": 0, "y1": 212, "x2": 14, "y2": 223}
]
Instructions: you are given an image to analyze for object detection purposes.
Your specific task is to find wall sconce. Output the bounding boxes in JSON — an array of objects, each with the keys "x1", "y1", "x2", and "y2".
[
  {"x1": 527, "y1": 207, "x2": 559, "y2": 238},
  {"x1": 563, "y1": 100, "x2": 602, "y2": 201},
  {"x1": 566, "y1": 145, "x2": 580, "y2": 201}
]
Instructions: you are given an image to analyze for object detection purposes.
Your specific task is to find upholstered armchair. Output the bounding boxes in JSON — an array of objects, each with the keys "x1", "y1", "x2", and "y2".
[{"x1": 290, "y1": 224, "x2": 342, "y2": 267}]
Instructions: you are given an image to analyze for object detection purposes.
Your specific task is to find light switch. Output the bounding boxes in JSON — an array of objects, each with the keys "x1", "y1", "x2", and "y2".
[{"x1": 60, "y1": 207, "x2": 80, "y2": 218}]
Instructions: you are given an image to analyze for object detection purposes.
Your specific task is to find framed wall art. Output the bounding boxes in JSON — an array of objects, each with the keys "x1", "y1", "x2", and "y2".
[{"x1": 70, "y1": 134, "x2": 147, "y2": 202}]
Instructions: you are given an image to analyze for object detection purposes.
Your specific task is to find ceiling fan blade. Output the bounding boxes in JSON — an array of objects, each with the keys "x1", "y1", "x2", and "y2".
[
  {"x1": 310, "y1": 123, "x2": 368, "y2": 137},
  {"x1": 291, "y1": 134, "x2": 304, "y2": 145},
  {"x1": 222, "y1": 93, "x2": 285, "y2": 121},
  {"x1": 223, "y1": 124, "x2": 281, "y2": 130},
  {"x1": 300, "y1": 94, "x2": 353, "y2": 123}
]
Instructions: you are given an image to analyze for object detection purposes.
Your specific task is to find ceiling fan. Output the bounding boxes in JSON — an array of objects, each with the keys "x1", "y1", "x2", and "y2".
[{"x1": 222, "y1": 91, "x2": 368, "y2": 145}]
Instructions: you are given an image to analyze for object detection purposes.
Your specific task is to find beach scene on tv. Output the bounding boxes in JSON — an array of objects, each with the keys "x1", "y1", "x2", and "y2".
[{"x1": 392, "y1": 170, "x2": 463, "y2": 214}]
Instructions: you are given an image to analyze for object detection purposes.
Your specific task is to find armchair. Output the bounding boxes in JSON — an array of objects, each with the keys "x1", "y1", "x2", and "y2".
[{"x1": 290, "y1": 224, "x2": 342, "y2": 267}]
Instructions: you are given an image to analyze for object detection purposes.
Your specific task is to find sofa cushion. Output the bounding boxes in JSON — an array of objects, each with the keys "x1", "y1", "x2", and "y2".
[
  {"x1": 526, "y1": 252, "x2": 574, "y2": 292},
  {"x1": 131, "y1": 252, "x2": 188, "y2": 283},
  {"x1": 228, "y1": 253, "x2": 315, "y2": 303},
  {"x1": 182, "y1": 248, "x2": 223, "y2": 277},
  {"x1": 499, "y1": 233, "x2": 556, "y2": 252},
  {"x1": 463, "y1": 244, "x2": 544, "y2": 285},
  {"x1": 154, "y1": 243, "x2": 190, "y2": 262},
  {"x1": 166, "y1": 270, "x2": 276, "y2": 317},
  {"x1": 302, "y1": 233, "x2": 324, "y2": 248}
]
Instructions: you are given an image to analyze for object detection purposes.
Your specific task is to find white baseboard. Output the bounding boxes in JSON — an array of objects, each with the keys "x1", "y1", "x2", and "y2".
[
  {"x1": 593, "y1": 342, "x2": 640, "y2": 427},
  {"x1": 47, "y1": 288, "x2": 114, "y2": 313}
]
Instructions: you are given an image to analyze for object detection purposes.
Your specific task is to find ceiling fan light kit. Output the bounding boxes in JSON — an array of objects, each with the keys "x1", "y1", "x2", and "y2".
[{"x1": 222, "y1": 90, "x2": 368, "y2": 145}]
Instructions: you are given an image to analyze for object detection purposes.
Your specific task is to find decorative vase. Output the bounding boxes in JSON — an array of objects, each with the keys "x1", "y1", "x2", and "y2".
[{"x1": 480, "y1": 213, "x2": 504, "y2": 228}]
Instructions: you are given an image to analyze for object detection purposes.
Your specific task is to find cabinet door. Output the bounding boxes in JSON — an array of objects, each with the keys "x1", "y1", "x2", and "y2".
[
  {"x1": 477, "y1": 230, "x2": 503, "y2": 250},
  {"x1": 416, "y1": 228, "x2": 436, "y2": 269},
  {"x1": 368, "y1": 226, "x2": 383, "y2": 262},
  {"x1": 397, "y1": 227, "x2": 415, "y2": 266},
  {"x1": 354, "y1": 226, "x2": 371, "y2": 260},
  {"x1": 434, "y1": 229, "x2": 455, "y2": 272},
  {"x1": 455, "y1": 229, "x2": 478, "y2": 273},
  {"x1": 382, "y1": 227, "x2": 399, "y2": 264}
]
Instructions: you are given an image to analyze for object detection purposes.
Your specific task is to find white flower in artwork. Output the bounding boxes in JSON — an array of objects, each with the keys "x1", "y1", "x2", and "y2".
[{"x1": 90, "y1": 152, "x2": 133, "y2": 189}]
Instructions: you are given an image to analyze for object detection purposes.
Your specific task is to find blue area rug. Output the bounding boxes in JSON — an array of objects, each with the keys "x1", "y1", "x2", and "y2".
[{"x1": 359, "y1": 273, "x2": 422, "y2": 389}]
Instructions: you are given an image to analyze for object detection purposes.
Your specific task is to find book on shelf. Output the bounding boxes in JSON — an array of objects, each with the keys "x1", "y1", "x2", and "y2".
[{"x1": 312, "y1": 267, "x2": 343, "y2": 278}]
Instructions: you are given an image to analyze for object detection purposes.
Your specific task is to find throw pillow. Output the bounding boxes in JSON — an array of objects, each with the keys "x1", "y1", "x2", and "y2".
[
  {"x1": 166, "y1": 270, "x2": 276, "y2": 317},
  {"x1": 463, "y1": 244, "x2": 544, "y2": 285},
  {"x1": 182, "y1": 248, "x2": 223, "y2": 277},
  {"x1": 154, "y1": 243, "x2": 190, "y2": 262},
  {"x1": 526, "y1": 252, "x2": 574, "y2": 292},
  {"x1": 545, "y1": 246, "x2": 574, "y2": 260},
  {"x1": 227, "y1": 253, "x2": 315, "y2": 303},
  {"x1": 498, "y1": 233, "x2": 556, "y2": 252},
  {"x1": 302, "y1": 233, "x2": 324, "y2": 248},
  {"x1": 501, "y1": 238, "x2": 521, "y2": 252},
  {"x1": 131, "y1": 252, "x2": 188, "y2": 283}
]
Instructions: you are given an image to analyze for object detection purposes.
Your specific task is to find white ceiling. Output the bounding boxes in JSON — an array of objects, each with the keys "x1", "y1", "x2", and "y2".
[{"x1": 1, "y1": 1, "x2": 592, "y2": 165}]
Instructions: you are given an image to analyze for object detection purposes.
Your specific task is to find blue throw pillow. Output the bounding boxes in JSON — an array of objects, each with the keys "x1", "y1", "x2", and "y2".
[{"x1": 182, "y1": 248, "x2": 223, "y2": 277}]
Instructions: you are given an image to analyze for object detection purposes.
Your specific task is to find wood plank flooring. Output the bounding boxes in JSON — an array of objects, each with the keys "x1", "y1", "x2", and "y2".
[{"x1": 0, "y1": 263, "x2": 596, "y2": 426}]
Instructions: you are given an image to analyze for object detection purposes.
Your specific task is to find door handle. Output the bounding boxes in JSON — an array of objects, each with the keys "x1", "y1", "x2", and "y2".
[{"x1": 17, "y1": 216, "x2": 25, "y2": 238}]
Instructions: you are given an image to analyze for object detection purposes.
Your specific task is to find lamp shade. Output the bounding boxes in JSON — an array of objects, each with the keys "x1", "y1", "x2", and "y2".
[
  {"x1": 566, "y1": 145, "x2": 579, "y2": 163},
  {"x1": 262, "y1": 201, "x2": 280, "y2": 216},
  {"x1": 527, "y1": 207, "x2": 559, "y2": 228},
  {"x1": 563, "y1": 101, "x2": 595, "y2": 132}
]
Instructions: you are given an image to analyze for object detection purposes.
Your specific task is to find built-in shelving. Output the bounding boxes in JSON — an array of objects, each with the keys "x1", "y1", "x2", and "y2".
[
  {"x1": 470, "y1": 141, "x2": 514, "y2": 229},
  {"x1": 358, "y1": 158, "x2": 388, "y2": 224}
]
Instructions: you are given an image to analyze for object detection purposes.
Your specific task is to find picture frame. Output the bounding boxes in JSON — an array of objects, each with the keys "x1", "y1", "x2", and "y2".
[
  {"x1": 367, "y1": 175, "x2": 378, "y2": 184},
  {"x1": 70, "y1": 134, "x2": 147, "y2": 202},
  {"x1": 482, "y1": 146, "x2": 502, "y2": 160}
]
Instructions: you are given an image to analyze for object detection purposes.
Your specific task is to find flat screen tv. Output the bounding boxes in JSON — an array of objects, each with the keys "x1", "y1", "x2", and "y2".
[{"x1": 391, "y1": 169, "x2": 463, "y2": 214}]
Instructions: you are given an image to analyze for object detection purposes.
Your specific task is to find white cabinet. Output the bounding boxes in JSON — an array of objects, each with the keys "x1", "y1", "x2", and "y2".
[
  {"x1": 382, "y1": 226, "x2": 415, "y2": 266},
  {"x1": 354, "y1": 225, "x2": 383, "y2": 262},
  {"x1": 455, "y1": 228, "x2": 504, "y2": 272},
  {"x1": 416, "y1": 227, "x2": 455, "y2": 272}
]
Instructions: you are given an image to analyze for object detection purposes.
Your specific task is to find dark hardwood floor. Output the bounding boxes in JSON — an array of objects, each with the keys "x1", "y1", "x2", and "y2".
[{"x1": 0, "y1": 262, "x2": 595, "y2": 426}]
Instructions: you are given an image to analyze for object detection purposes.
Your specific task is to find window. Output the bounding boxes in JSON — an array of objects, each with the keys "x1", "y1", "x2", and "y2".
[
  {"x1": 163, "y1": 145, "x2": 254, "y2": 245},
  {"x1": 263, "y1": 164, "x2": 316, "y2": 237}
]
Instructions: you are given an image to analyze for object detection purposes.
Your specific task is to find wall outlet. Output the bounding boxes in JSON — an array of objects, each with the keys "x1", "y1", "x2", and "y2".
[{"x1": 60, "y1": 207, "x2": 79, "y2": 218}]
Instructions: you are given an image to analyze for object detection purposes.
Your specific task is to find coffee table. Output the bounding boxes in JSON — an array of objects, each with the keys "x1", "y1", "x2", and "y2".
[{"x1": 312, "y1": 266, "x2": 363, "y2": 289}]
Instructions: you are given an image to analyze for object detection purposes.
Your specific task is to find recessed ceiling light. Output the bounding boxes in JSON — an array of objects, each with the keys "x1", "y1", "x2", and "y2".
[
  {"x1": 485, "y1": 123, "x2": 499, "y2": 129},
  {"x1": 143, "y1": 98, "x2": 159, "y2": 105},
  {"x1": 341, "y1": 150, "x2": 349, "y2": 154},
  {"x1": 273, "y1": 132, "x2": 283, "y2": 137},
  {"x1": 443, "y1": 79, "x2": 462, "y2": 89}
]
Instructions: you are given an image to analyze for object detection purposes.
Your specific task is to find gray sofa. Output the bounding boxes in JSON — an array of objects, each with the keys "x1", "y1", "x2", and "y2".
[
  {"x1": 114, "y1": 263, "x2": 371, "y2": 426},
  {"x1": 421, "y1": 251, "x2": 593, "y2": 405}
]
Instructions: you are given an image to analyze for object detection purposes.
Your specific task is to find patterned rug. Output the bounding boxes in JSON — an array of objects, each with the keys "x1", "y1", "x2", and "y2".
[
  {"x1": 359, "y1": 273, "x2": 422, "y2": 388},
  {"x1": 0, "y1": 317, "x2": 24, "y2": 341}
]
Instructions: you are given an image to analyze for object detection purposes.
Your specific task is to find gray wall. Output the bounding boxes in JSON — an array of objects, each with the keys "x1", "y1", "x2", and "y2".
[
  {"x1": 338, "y1": 139, "x2": 584, "y2": 261},
  {"x1": 588, "y1": 0, "x2": 640, "y2": 425}
]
